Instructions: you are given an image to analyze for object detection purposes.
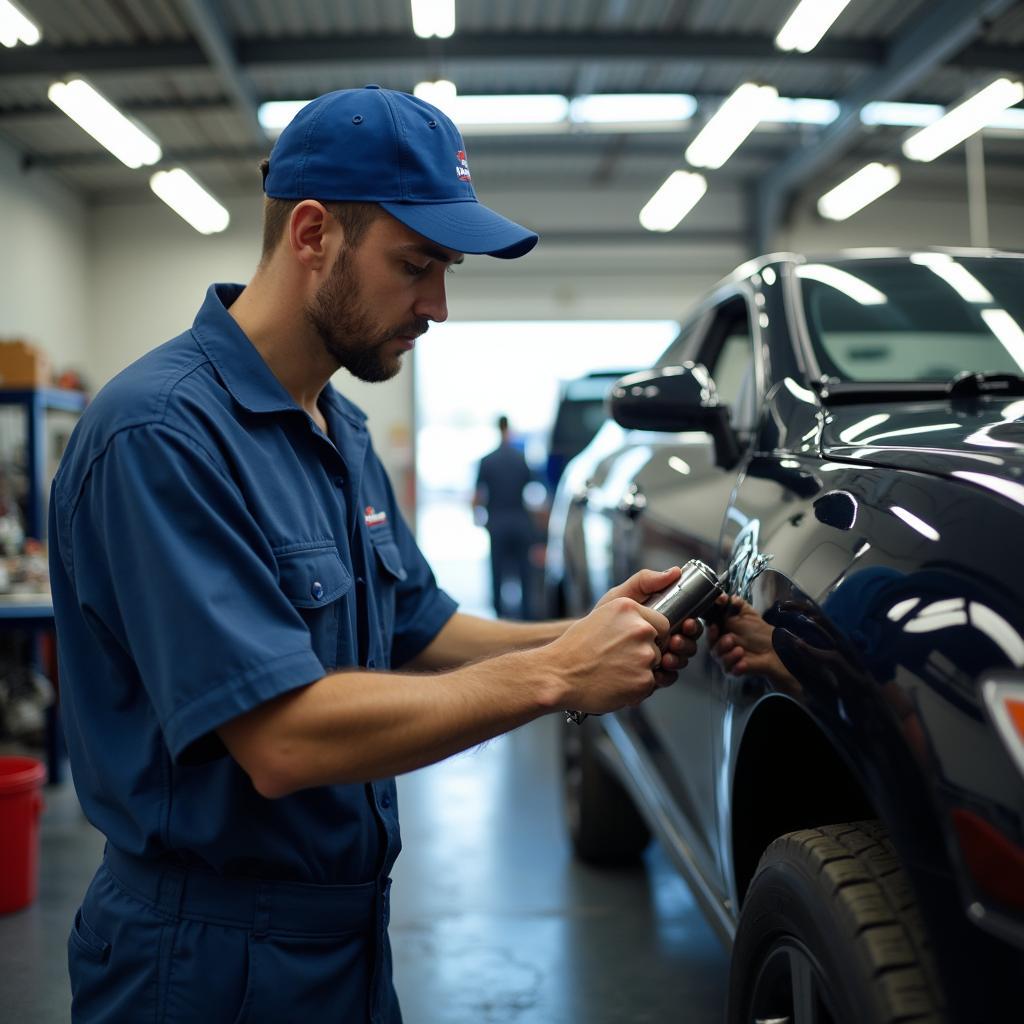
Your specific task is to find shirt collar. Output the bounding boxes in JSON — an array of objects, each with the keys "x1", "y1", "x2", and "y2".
[
  {"x1": 191, "y1": 283, "x2": 368, "y2": 430},
  {"x1": 191, "y1": 283, "x2": 299, "y2": 415}
]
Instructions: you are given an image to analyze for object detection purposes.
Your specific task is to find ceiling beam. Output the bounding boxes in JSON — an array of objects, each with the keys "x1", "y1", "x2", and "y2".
[
  {"x1": 753, "y1": 0, "x2": 1019, "y2": 253},
  {"x1": 2, "y1": 30, "x2": 1017, "y2": 82},
  {"x1": 0, "y1": 32, "x2": 884, "y2": 79},
  {"x1": 177, "y1": 0, "x2": 265, "y2": 147}
]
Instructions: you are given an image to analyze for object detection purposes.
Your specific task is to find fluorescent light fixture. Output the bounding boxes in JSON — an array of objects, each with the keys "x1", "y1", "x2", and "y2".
[
  {"x1": 150, "y1": 169, "x2": 230, "y2": 235},
  {"x1": 981, "y1": 308, "x2": 1024, "y2": 371},
  {"x1": 862, "y1": 100, "x2": 1024, "y2": 132},
  {"x1": 258, "y1": 100, "x2": 310, "y2": 137},
  {"x1": 414, "y1": 79, "x2": 457, "y2": 117},
  {"x1": 0, "y1": 0, "x2": 39, "y2": 46},
  {"x1": 685, "y1": 83, "x2": 778, "y2": 169},
  {"x1": 452, "y1": 94, "x2": 569, "y2": 128},
  {"x1": 570, "y1": 93, "x2": 697, "y2": 124},
  {"x1": 861, "y1": 101, "x2": 943, "y2": 128},
  {"x1": 817, "y1": 162, "x2": 900, "y2": 221},
  {"x1": 639, "y1": 171, "x2": 707, "y2": 232},
  {"x1": 48, "y1": 79, "x2": 161, "y2": 169},
  {"x1": 903, "y1": 78, "x2": 1024, "y2": 162},
  {"x1": 776, "y1": 0, "x2": 853, "y2": 53},
  {"x1": 909, "y1": 253, "x2": 993, "y2": 303},
  {"x1": 763, "y1": 96, "x2": 840, "y2": 125},
  {"x1": 889, "y1": 505, "x2": 941, "y2": 542},
  {"x1": 795, "y1": 264, "x2": 888, "y2": 305},
  {"x1": 411, "y1": 0, "x2": 454, "y2": 39}
]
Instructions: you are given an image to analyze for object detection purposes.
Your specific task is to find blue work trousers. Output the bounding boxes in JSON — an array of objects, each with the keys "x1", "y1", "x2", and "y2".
[{"x1": 68, "y1": 846, "x2": 401, "y2": 1023}]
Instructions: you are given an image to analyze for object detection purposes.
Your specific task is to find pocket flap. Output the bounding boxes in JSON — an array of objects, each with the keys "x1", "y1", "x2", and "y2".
[
  {"x1": 276, "y1": 546, "x2": 353, "y2": 608},
  {"x1": 370, "y1": 534, "x2": 408, "y2": 582}
]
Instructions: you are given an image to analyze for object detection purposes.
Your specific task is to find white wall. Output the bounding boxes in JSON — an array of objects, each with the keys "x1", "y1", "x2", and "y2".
[
  {"x1": 782, "y1": 181, "x2": 1024, "y2": 254},
  {"x1": 0, "y1": 138, "x2": 90, "y2": 375},
  {"x1": 87, "y1": 192, "x2": 415, "y2": 494}
]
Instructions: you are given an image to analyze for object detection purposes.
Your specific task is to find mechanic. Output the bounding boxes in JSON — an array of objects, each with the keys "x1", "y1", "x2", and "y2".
[{"x1": 49, "y1": 86, "x2": 703, "y2": 1023}]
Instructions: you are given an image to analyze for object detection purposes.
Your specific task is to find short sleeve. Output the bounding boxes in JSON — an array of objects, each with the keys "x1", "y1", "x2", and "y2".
[
  {"x1": 62, "y1": 423, "x2": 326, "y2": 761},
  {"x1": 375, "y1": 467, "x2": 457, "y2": 667}
]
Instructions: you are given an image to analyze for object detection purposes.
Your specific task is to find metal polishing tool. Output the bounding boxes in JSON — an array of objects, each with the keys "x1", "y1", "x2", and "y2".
[{"x1": 565, "y1": 559, "x2": 725, "y2": 725}]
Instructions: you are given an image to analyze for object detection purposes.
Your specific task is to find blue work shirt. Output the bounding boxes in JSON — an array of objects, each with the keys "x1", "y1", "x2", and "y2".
[{"x1": 49, "y1": 283, "x2": 458, "y2": 884}]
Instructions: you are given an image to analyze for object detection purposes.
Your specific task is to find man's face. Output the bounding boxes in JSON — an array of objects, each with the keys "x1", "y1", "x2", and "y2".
[{"x1": 304, "y1": 213, "x2": 462, "y2": 383}]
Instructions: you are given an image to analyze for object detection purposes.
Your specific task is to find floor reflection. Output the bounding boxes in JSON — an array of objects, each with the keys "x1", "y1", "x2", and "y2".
[{"x1": 392, "y1": 716, "x2": 729, "y2": 1023}]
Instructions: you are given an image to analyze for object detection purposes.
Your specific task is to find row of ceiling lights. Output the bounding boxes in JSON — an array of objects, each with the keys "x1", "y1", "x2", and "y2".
[
  {"x1": 632, "y1": 0, "x2": 1024, "y2": 234},
  {"x1": 2, "y1": 1, "x2": 230, "y2": 232},
  {"x1": 5, "y1": 0, "x2": 1023, "y2": 238}
]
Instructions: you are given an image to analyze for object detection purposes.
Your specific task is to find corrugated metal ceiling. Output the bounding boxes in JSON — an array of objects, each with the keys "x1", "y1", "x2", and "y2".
[{"x1": 0, "y1": 0, "x2": 1020, "y2": 226}]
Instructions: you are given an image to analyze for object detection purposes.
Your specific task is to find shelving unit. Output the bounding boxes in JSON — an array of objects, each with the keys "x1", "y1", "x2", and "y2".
[
  {"x1": 0, "y1": 388, "x2": 88, "y2": 783},
  {"x1": 0, "y1": 388, "x2": 89, "y2": 539}
]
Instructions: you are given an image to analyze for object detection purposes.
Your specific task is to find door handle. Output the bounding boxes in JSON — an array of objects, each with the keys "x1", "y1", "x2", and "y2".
[
  {"x1": 616, "y1": 487, "x2": 647, "y2": 518},
  {"x1": 571, "y1": 480, "x2": 594, "y2": 507}
]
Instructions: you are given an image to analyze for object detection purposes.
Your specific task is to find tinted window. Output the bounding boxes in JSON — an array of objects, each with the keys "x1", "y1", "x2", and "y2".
[
  {"x1": 698, "y1": 297, "x2": 757, "y2": 432},
  {"x1": 798, "y1": 258, "x2": 1024, "y2": 382}
]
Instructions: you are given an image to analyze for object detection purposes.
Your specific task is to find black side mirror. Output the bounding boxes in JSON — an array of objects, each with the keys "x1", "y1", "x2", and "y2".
[{"x1": 608, "y1": 363, "x2": 741, "y2": 469}]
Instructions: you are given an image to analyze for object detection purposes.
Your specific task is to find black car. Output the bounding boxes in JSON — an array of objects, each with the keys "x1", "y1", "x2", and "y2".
[{"x1": 546, "y1": 250, "x2": 1024, "y2": 1024}]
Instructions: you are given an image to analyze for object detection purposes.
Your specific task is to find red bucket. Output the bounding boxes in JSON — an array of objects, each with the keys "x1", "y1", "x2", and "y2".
[{"x1": 0, "y1": 757, "x2": 46, "y2": 914}]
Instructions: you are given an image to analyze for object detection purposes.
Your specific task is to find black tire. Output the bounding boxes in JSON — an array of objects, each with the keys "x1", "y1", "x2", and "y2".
[
  {"x1": 562, "y1": 715, "x2": 650, "y2": 865},
  {"x1": 728, "y1": 821, "x2": 946, "y2": 1024}
]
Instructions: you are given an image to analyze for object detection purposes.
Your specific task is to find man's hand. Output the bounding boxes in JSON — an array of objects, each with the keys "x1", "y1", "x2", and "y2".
[
  {"x1": 596, "y1": 566, "x2": 702, "y2": 684},
  {"x1": 546, "y1": 597, "x2": 670, "y2": 714}
]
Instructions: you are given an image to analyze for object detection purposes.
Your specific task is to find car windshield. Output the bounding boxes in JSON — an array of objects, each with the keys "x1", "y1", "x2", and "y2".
[{"x1": 796, "y1": 256, "x2": 1024, "y2": 382}]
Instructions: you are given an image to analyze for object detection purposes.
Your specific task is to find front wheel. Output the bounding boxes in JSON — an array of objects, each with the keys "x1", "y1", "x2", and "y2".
[{"x1": 728, "y1": 821, "x2": 946, "y2": 1024}]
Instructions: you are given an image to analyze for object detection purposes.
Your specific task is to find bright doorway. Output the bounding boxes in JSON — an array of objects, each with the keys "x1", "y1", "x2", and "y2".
[{"x1": 414, "y1": 321, "x2": 678, "y2": 617}]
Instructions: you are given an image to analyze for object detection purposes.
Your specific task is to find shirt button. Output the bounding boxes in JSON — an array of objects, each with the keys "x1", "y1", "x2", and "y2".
[
  {"x1": 332, "y1": 476, "x2": 344, "y2": 488},
  {"x1": 311, "y1": 581, "x2": 324, "y2": 600},
  {"x1": 380, "y1": 793, "x2": 392, "y2": 808}
]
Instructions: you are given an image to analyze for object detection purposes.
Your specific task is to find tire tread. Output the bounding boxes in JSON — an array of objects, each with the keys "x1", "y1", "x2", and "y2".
[{"x1": 760, "y1": 821, "x2": 945, "y2": 1024}]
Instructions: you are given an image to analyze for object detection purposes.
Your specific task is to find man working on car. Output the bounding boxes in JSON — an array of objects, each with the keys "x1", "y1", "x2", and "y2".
[{"x1": 49, "y1": 86, "x2": 702, "y2": 1023}]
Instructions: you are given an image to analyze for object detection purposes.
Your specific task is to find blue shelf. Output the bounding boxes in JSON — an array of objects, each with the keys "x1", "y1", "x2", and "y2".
[
  {"x1": 0, "y1": 391, "x2": 84, "y2": 784},
  {"x1": 0, "y1": 388, "x2": 88, "y2": 539},
  {"x1": 0, "y1": 388, "x2": 88, "y2": 413}
]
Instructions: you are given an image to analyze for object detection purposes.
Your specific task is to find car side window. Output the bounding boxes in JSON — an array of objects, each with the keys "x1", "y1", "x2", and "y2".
[
  {"x1": 655, "y1": 310, "x2": 711, "y2": 369},
  {"x1": 700, "y1": 297, "x2": 757, "y2": 435}
]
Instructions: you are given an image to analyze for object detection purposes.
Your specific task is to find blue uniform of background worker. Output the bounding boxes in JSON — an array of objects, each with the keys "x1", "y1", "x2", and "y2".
[
  {"x1": 474, "y1": 415, "x2": 535, "y2": 618},
  {"x1": 49, "y1": 86, "x2": 703, "y2": 1023}
]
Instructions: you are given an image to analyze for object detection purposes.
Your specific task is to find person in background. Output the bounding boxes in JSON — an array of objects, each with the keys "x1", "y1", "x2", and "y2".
[
  {"x1": 49, "y1": 85, "x2": 704, "y2": 1024},
  {"x1": 473, "y1": 414, "x2": 535, "y2": 618}
]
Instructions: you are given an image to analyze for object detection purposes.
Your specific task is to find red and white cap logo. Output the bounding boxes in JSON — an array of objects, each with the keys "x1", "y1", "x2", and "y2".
[{"x1": 456, "y1": 150, "x2": 472, "y2": 182}]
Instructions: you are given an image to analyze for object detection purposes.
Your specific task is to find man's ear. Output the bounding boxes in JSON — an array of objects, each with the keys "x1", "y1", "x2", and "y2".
[{"x1": 288, "y1": 201, "x2": 340, "y2": 272}]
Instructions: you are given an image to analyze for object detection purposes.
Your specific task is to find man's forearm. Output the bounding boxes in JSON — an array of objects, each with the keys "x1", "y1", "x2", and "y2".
[
  {"x1": 407, "y1": 611, "x2": 572, "y2": 670},
  {"x1": 220, "y1": 646, "x2": 565, "y2": 797}
]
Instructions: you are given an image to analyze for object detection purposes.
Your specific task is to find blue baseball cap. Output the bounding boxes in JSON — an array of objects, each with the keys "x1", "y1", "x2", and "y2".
[{"x1": 263, "y1": 85, "x2": 538, "y2": 259}]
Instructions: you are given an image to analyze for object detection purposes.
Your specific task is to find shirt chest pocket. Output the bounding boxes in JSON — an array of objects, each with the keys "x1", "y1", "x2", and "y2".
[
  {"x1": 275, "y1": 545, "x2": 353, "y2": 670},
  {"x1": 368, "y1": 529, "x2": 407, "y2": 658}
]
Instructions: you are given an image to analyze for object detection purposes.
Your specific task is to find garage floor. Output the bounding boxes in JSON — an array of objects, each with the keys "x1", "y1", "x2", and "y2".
[{"x1": 0, "y1": 716, "x2": 729, "y2": 1023}]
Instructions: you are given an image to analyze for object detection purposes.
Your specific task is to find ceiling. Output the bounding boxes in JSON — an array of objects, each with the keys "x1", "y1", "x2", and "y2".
[{"x1": 2, "y1": 0, "x2": 1023, "y2": 252}]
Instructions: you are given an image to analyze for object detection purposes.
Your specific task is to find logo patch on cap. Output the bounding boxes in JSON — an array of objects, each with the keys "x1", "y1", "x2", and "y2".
[{"x1": 455, "y1": 150, "x2": 472, "y2": 182}]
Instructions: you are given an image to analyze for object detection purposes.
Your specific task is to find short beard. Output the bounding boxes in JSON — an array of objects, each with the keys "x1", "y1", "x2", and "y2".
[{"x1": 304, "y1": 248, "x2": 426, "y2": 383}]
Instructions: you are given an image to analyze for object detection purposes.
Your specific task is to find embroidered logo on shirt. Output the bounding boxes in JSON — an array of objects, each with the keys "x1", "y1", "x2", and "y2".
[
  {"x1": 364, "y1": 506, "x2": 388, "y2": 527},
  {"x1": 456, "y1": 150, "x2": 471, "y2": 182}
]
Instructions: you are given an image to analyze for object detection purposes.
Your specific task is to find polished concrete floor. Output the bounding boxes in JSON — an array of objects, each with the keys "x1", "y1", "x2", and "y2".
[{"x1": 0, "y1": 716, "x2": 729, "y2": 1023}]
